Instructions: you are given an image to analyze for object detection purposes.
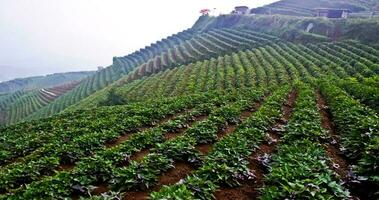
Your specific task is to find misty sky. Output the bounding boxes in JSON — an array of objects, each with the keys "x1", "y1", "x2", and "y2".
[{"x1": 0, "y1": 0, "x2": 278, "y2": 82}]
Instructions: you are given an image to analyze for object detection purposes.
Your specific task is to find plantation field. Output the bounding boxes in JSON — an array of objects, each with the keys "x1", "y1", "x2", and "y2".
[
  {"x1": 1, "y1": 40, "x2": 379, "y2": 198},
  {"x1": 0, "y1": 78, "x2": 378, "y2": 199},
  {"x1": 1, "y1": 3, "x2": 379, "y2": 199}
]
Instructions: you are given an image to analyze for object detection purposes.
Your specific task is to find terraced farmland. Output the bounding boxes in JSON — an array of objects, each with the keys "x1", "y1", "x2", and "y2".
[
  {"x1": 0, "y1": 81, "x2": 81, "y2": 125},
  {"x1": 1, "y1": 36, "x2": 379, "y2": 199},
  {"x1": 71, "y1": 40, "x2": 379, "y2": 110},
  {"x1": 26, "y1": 28, "x2": 277, "y2": 121},
  {"x1": 1, "y1": 2, "x2": 379, "y2": 199}
]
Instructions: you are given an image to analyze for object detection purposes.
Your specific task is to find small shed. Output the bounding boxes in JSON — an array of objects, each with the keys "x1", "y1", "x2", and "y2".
[
  {"x1": 234, "y1": 6, "x2": 249, "y2": 15},
  {"x1": 315, "y1": 8, "x2": 350, "y2": 19}
]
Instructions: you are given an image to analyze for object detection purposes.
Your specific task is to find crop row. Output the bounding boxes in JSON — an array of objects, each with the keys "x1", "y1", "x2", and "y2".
[
  {"x1": 337, "y1": 78, "x2": 379, "y2": 112},
  {"x1": 59, "y1": 37, "x2": 379, "y2": 114},
  {"x1": 98, "y1": 41, "x2": 379, "y2": 106},
  {"x1": 150, "y1": 85, "x2": 291, "y2": 199},
  {"x1": 0, "y1": 92, "x2": 216, "y2": 189},
  {"x1": 0, "y1": 81, "x2": 80, "y2": 125},
  {"x1": 129, "y1": 28, "x2": 277, "y2": 82},
  {"x1": 2, "y1": 87, "x2": 267, "y2": 199},
  {"x1": 261, "y1": 84, "x2": 350, "y2": 199},
  {"x1": 319, "y1": 80, "x2": 379, "y2": 197}
]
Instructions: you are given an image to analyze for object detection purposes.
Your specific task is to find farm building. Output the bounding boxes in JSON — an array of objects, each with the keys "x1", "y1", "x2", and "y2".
[
  {"x1": 315, "y1": 8, "x2": 350, "y2": 19},
  {"x1": 200, "y1": 9, "x2": 210, "y2": 16},
  {"x1": 233, "y1": 6, "x2": 249, "y2": 15}
]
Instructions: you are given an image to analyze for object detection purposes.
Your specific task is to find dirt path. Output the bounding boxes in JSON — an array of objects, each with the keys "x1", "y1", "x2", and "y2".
[
  {"x1": 316, "y1": 92, "x2": 350, "y2": 179},
  {"x1": 214, "y1": 90, "x2": 298, "y2": 200},
  {"x1": 315, "y1": 91, "x2": 372, "y2": 200},
  {"x1": 123, "y1": 161, "x2": 194, "y2": 200}
]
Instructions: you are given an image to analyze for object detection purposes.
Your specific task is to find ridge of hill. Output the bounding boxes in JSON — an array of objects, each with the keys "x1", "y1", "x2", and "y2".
[
  {"x1": 251, "y1": 0, "x2": 379, "y2": 17},
  {"x1": 193, "y1": 14, "x2": 379, "y2": 45}
]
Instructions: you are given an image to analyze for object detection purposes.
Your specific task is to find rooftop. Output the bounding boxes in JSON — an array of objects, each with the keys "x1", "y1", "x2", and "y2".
[{"x1": 314, "y1": 8, "x2": 351, "y2": 12}]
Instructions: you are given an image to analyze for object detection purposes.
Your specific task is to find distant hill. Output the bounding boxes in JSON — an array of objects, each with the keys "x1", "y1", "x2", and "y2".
[
  {"x1": 0, "y1": 71, "x2": 95, "y2": 94},
  {"x1": 192, "y1": 14, "x2": 379, "y2": 45},
  {"x1": 0, "y1": 81, "x2": 82, "y2": 124},
  {"x1": 251, "y1": 0, "x2": 379, "y2": 17}
]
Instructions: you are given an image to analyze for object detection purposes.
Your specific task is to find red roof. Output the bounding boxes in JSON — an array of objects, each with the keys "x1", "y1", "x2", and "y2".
[{"x1": 200, "y1": 9, "x2": 210, "y2": 14}]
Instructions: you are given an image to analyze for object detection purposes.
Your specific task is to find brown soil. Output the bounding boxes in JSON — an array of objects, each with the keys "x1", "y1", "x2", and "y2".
[
  {"x1": 240, "y1": 110, "x2": 252, "y2": 121},
  {"x1": 164, "y1": 131, "x2": 184, "y2": 140},
  {"x1": 316, "y1": 92, "x2": 350, "y2": 179},
  {"x1": 130, "y1": 148, "x2": 150, "y2": 162},
  {"x1": 105, "y1": 110, "x2": 189, "y2": 148},
  {"x1": 315, "y1": 92, "x2": 368, "y2": 200},
  {"x1": 196, "y1": 144, "x2": 213, "y2": 155},
  {"x1": 215, "y1": 90, "x2": 298, "y2": 200},
  {"x1": 59, "y1": 163, "x2": 75, "y2": 171},
  {"x1": 217, "y1": 125, "x2": 237, "y2": 140},
  {"x1": 283, "y1": 90, "x2": 298, "y2": 119},
  {"x1": 195, "y1": 115, "x2": 209, "y2": 122},
  {"x1": 92, "y1": 184, "x2": 109, "y2": 195},
  {"x1": 123, "y1": 161, "x2": 194, "y2": 200},
  {"x1": 155, "y1": 161, "x2": 193, "y2": 188},
  {"x1": 123, "y1": 191, "x2": 149, "y2": 200},
  {"x1": 105, "y1": 134, "x2": 131, "y2": 148}
]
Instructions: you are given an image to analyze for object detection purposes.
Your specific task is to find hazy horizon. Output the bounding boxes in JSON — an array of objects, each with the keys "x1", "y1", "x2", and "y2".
[{"x1": 0, "y1": 0, "x2": 277, "y2": 82}]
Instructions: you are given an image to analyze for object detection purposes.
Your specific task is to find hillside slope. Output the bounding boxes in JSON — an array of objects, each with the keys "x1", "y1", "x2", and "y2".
[
  {"x1": 0, "y1": 38, "x2": 378, "y2": 198},
  {"x1": 27, "y1": 28, "x2": 279, "y2": 120},
  {"x1": 17, "y1": 7, "x2": 379, "y2": 122},
  {"x1": 21, "y1": 29, "x2": 200, "y2": 121},
  {"x1": 0, "y1": 71, "x2": 94, "y2": 94},
  {"x1": 66, "y1": 28, "x2": 280, "y2": 110},
  {"x1": 0, "y1": 81, "x2": 81, "y2": 125},
  {"x1": 0, "y1": 1, "x2": 379, "y2": 199}
]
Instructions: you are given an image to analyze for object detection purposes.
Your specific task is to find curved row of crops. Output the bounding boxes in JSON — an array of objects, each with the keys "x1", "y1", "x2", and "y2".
[
  {"x1": 0, "y1": 85, "x2": 269, "y2": 199},
  {"x1": 0, "y1": 82, "x2": 81, "y2": 125},
  {"x1": 77, "y1": 40, "x2": 379, "y2": 108},
  {"x1": 25, "y1": 28, "x2": 277, "y2": 123},
  {"x1": 0, "y1": 71, "x2": 94, "y2": 94},
  {"x1": 144, "y1": 83, "x2": 378, "y2": 200}
]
